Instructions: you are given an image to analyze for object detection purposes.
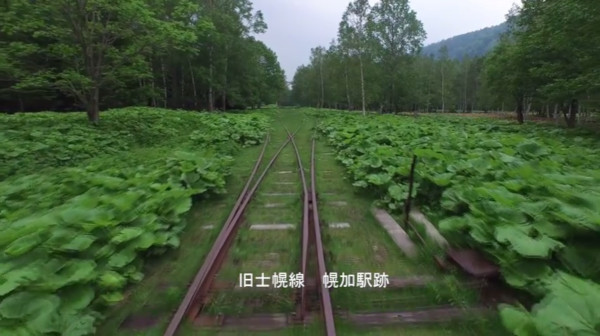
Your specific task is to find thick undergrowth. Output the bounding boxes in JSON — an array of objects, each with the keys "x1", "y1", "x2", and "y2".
[
  {"x1": 0, "y1": 107, "x2": 269, "y2": 335},
  {"x1": 317, "y1": 112, "x2": 600, "y2": 336}
]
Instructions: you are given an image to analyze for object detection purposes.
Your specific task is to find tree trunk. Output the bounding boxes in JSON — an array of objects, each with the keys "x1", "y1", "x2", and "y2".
[
  {"x1": 441, "y1": 65, "x2": 445, "y2": 113},
  {"x1": 566, "y1": 99, "x2": 578, "y2": 128},
  {"x1": 181, "y1": 64, "x2": 185, "y2": 107},
  {"x1": 426, "y1": 72, "x2": 431, "y2": 112},
  {"x1": 161, "y1": 58, "x2": 167, "y2": 108},
  {"x1": 151, "y1": 76, "x2": 157, "y2": 107},
  {"x1": 222, "y1": 56, "x2": 228, "y2": 111},
  {"x1": 319, "y1": 54, "x2": 324, "y2": 109},
  {"x1": 221, "y1": 83, "x2": 226, "y2": 111},
  {"x1": 463, "y1": 64, "x2": 468, "y2": 113},
  {"x1": 391, "y1": 79, "x2": 396, "y2": 113},
  {"x1": 208, "y1": 47, "x2": 214, "y2": 112},
  {"x1": 516, "y1": 96, "x2": 524, "y2": 124},
  {"x1": 18, "y1": 95, "x2": 24, "y2": 112},
  {"x1": 562, "y1": 103, "x2": 570, "y2": 126},
  {"x1": 188, "y1": 58, "x2": 198, "y2": 109},
  {"x1": 359, "y1": 54, "x2": 366, "y2": 116},
  {"x1": 150, "y1": 60, "x2": 157, "y2": 107},
  {"x1": 344, "y1": 61, "x2": 351, "y2": 111},
  {"x1": 87, "y1": 85, "x2": 100, "y2": 124},
  {"x1": 472, "y1": 71, "x2": 478, "y2": 111},
  {"x1": 171, "y1": 65, "x2": 179, "y2": 108}
]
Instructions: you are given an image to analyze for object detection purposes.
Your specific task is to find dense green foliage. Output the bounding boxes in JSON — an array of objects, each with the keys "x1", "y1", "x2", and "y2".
[
  {"x1": 0, "y1": 107, "x2": 269, "y2": 179},
  {"x1": 500, "y1": 272, "x2": 600, "y2": 336},
  {"x1": 0, "y1": 0, "x2": 286, "y2": 120},
  {"x1": 0, "y1": 108, "x2": 269, "y2": 335},
  {"x1": 317, "y1": 112, "x2": 600, "y2": 335},
  {"x1": 422, "y1": 23, "x2": 508, "y2": 60}
]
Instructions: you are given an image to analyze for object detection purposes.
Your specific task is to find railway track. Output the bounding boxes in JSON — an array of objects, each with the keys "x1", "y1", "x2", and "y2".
[
  {"x1": 161, "y1": 123, "x2": 518, "y2": 336},
  {"x1": 163, "y1": 127, "x2": 338, "y2": 335},
  {"x1": 163, "y1": 130, "x2": 283, "y2": 335},
  {"x1": 290, "y1": 130, "x2": 336, "y2": 335}
]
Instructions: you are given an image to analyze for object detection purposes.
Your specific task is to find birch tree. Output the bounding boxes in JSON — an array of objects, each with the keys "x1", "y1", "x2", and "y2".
[
  {"x1": 339, "y1": 0, "x2": 370, "y2": 115},
  {"x1": 368, "y1": 0, "x2": 426, "y2": 112}
]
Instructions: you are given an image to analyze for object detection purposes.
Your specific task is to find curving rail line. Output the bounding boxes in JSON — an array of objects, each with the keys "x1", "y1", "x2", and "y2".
[
  {"x1": 286, "y1": 128, "x2": 336, "y2": 335},
  {"x1": 163, "y1": 130, "x2": 296, "y2": 336},
  {"x1": 310, "y1": 138, "x2": 336, "y2": 336}
]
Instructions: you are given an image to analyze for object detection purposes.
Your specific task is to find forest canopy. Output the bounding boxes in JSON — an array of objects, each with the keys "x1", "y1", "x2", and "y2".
[{"x1": 0, "y1": 0, "x2": 287, "y2": 122}]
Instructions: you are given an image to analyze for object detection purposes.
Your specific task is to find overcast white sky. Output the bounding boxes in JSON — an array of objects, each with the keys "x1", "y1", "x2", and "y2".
[{"x1": 251, "y1": 0, "x2": 520, "y2": 82}]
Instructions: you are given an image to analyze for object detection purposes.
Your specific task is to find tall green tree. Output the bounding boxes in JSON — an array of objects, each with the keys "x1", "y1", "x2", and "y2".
[
  {"x1": 485, "y1": 37, "x2": 534, "y2": 124},
  {"x1": 522, "y1": 0, "x2": 600, "y2": 127},
  {"x1": 438, "y1": 46, "x2": 450, "y2": 112},
  {"x1": 244, "y1": 39, "x2": 286, "y2": 108},
  {"x1": 484, "y1": 0, "x2": 600, "y2": 126},
  {"x1": 367, "y1": 0, "x2": 426, "y2": 112},
  {"x1": 1, "y1": 0, "x2": 285, "y2": 119},
  {"x1": 339, "y1": 0, "x2": 371, "y2": 115},
  {"x1": 2, "y1": 0, "x2": 169, "y2": 123},
  {"x1": 310, "y1": 46, "x2": 326, "y2": 109}
]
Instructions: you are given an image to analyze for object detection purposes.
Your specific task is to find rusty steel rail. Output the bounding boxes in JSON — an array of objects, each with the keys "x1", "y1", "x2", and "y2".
[
  {"x1": 310, "y1": 138, "x2": 337, "y2": 336},
  {"x1": 163, "y1": 131, "x2": 297, "y2": 336},
  {"x1": 287, "y1": 131, "x2": 336, "y2": 335},
  {"x1": 285, "y1": 128, "x2": 310, "y2": 322}
]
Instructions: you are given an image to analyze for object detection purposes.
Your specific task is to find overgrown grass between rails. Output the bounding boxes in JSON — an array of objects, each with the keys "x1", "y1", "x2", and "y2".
[{"x1": 199, "y1": 111, "x2": 308, "y2": 320}]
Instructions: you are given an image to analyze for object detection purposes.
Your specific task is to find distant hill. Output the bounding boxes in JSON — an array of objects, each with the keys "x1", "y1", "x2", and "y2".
[{"x1": 421, "y1": 22, "x2": 509, "y2": 60}]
